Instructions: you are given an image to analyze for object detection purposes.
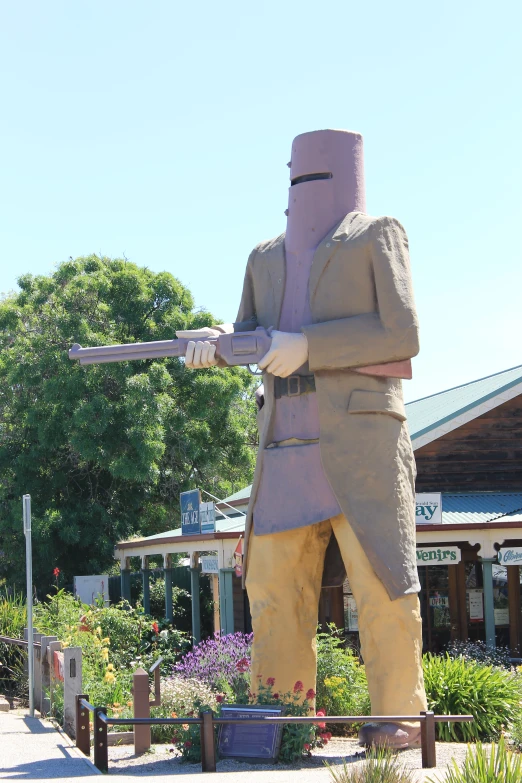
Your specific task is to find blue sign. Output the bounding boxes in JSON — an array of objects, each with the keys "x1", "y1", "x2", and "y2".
[{"x1": 180, "y1": 490, "x2": 201, "y2": 535}]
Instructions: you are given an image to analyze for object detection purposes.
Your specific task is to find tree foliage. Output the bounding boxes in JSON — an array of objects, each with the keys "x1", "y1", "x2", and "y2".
[{"x1": 0, "y1": 256, "x2": 257, "y2": 591}]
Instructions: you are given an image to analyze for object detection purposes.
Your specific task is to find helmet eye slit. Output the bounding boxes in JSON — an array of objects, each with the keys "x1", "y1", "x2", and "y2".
[{"x1": 290, "y1": 172, "x2": 333, "y2": 186}]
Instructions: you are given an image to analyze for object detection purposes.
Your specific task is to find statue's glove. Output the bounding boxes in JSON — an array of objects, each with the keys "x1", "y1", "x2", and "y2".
[
  {"x1": 175, "y1": 327, "x2": 221, "y2": 368},
  {"x1": 258, "y1": 330, "x2": 309, "y2": 377}
]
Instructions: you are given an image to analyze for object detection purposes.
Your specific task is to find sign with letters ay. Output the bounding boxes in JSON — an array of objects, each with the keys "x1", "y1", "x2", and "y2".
[{"x1": 416, "y1": 493, "x2": 442, "y2": 524}]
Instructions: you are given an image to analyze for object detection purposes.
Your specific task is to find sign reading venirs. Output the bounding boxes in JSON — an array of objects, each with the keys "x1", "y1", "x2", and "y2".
[
  {"x1": 416, "y1": 546, "x2": 461, "y2": 565},
  {"x1": 416, "y1": 493, "x2": 442, "y2": 524}
]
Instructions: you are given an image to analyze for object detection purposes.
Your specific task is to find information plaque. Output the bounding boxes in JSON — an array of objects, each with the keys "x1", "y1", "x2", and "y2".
[{"x1": 218, "y1": 704, "x2": 285, "y2": 761}]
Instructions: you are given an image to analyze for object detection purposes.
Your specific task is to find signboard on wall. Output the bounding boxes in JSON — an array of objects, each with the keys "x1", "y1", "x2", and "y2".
[
  {"x1": 200, "y1": 502, "x2": 216, "y2": 535},
  {"x1": 181, "y1": 489, "x2": 201, "y2": 535},
  {"x1": 344, "y1": 595, "x2": 359, "y2": 631},
  {"x1": 468, "y1": 589, "x2": 484, "y2": 622},
  {"x1": 498, "y1": 547, "x2": 522, "y2": 565},
  {"x1": 74, "y1": 575, "x2": 109, "y2": 606},
  {"x1": 416, "y1": 546, "x2": 461, "y2": 565},
  {"x1": 416, "y1": 493, "x2": 442, "y2": 524},
  {"x1": 201, "y1": 555, "x2": 219, "y2": 574}
]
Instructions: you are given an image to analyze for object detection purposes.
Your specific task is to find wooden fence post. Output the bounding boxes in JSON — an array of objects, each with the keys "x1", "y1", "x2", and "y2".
[
  {"x1": 133, "y1": 667, "x2": 151, "y2": 754},
  {"x1": 39, "y1": 636, "x2": 57, "y2": 716},
  {"x1": 75, "y1": 695, "x2": 90, "y2": 756}
]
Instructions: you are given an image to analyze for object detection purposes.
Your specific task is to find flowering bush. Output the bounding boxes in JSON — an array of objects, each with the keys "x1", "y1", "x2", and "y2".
[
  {"x1": 446, "y1": 639, "x2": 513, "y2": 669},
  {"x1": 173, "y1": 632, "x2": 253, "y2": 702},
  {"x1": 151, "y1": 676, "x2": 219, "y2": 756},
  {"x1": 316, "y1": 625, "x2": 370, "y2": 734},
  {"x1": 250, "y1": 678, "x2": 329, "y2": 763}
]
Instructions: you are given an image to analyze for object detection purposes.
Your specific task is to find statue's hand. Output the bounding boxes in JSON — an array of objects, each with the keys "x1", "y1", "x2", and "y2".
[
  {"x1": 176, "y1": 327, "x2": 220, "y2": 368},
  {"x1": 258, "y1": 330, "x2": 308, "y2": 377}
]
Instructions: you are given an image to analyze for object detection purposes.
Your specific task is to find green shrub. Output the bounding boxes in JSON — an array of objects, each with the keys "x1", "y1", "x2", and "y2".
[
  {"x1": 427, "y1": 736, "x2": 522, "y2": 783},
  {"x1": 316, "y1": 625, "x2": 370, "y2": 732},
  {"x1": 0, "y1": 589, "x2": 27, "y2": 698},
  {"x1": 326, "y1": 746, "x2": 416, "y2": 783},
  {"x1": 423, "y1": 653, "x2": 520, "y2": 741},
  {"x1": 151, "y1": 676, "x2": 219, "y2": 755}
]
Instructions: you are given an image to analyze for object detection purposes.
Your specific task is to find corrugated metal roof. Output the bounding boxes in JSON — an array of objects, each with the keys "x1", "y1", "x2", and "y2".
[
  {"x1": 406, "y1": 363, "x2": 522, "y2": 441},
  {"x1": 439, "y1": 493, "x2": 522, "y2": 525}
]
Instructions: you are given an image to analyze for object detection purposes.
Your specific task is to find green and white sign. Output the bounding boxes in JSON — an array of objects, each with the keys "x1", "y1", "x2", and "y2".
[{"x1": 416, "y1": 546, "x2": 461, "y2": 565}]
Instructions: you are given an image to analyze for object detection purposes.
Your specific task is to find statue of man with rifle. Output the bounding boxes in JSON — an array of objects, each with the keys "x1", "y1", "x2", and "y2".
[{"x1": 71, "y1": 129, "x2": 427, "y2": 748}]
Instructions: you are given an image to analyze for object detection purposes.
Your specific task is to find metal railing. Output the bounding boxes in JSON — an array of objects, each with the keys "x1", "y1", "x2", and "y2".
[
  {"x1": 75, "y1": 695, "x2": 473, "y2": 773},
  {"x1": 0, "y1": 635, "x2": 41, "y2": 648}
]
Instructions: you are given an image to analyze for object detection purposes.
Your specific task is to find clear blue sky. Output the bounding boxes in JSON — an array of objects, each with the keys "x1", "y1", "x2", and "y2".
[{"x1": 1, "y1": 0, "x2": 520, "y2": 401}]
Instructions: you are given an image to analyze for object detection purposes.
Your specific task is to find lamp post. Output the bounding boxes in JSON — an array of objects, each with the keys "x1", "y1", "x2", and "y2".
[{"x1": 23, "y1": 494, "x2": 34, "y2": 717}]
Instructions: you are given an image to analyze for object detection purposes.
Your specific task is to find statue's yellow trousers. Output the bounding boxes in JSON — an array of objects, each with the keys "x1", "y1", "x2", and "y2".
[{"x1": 245, "y1": 513, "x2": 427, "y2": 719}]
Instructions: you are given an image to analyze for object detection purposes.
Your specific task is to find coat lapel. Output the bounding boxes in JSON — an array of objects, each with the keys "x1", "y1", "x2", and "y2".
[{"x1": 309, "y1": 212, "x2": 362, "y2": 302}]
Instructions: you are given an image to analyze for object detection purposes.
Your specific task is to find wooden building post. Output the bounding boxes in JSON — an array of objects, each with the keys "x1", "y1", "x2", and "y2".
[
  {"x1": 507, "y1": 565, "x2": 521, "y2": 655},
  {"x1": 141, "y1": 556, "x2": 151, "y2": 616},
  {"x1": 163, "y1": 554, "x2": 173, "y2": 623},
  {"x1": 190, "y1": 553, "x2": 201, "y2": 645}
]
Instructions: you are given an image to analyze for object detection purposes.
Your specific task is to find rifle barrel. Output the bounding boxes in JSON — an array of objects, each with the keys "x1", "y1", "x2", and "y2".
[{"x1": 69, "y1": 339, "x2": 188, "y2": 365}]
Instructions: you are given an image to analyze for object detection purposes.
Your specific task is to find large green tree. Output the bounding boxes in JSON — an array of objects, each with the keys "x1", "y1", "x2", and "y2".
[{"x1": 0, "y1": 256, "x2": 257, "y2": 592}]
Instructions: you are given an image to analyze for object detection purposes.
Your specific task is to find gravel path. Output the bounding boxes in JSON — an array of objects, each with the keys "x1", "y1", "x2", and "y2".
[{"x1": 107, "y1": 737, "x2": 474, "y2": 781}]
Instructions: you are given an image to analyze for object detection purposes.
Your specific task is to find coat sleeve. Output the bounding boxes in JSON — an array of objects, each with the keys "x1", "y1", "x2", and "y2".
[
  {"x1": 212, "y1": 247, "x2": 259, "y2": 366},
  {"x1": 303, "y1": 216, "x2": 420, "y2": 371},
  {"x1": 233, "y1": 246, "x2": 259, "y2": 332}
]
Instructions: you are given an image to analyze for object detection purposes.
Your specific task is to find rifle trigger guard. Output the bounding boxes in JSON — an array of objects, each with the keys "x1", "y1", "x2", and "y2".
[{"x1": 247, "y1": 364, "x2": 263, "y2": 376}]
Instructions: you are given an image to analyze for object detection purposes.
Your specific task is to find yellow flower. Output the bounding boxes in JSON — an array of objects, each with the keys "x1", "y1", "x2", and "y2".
[
  {"x1": 171, "y1": 712, "x2": 178, "y2": 718},
  {"x1": 95, "y1": 626, "x2": 102, "y2": 636},
  {"x1": 61, "y1": 641, "x2": 69, "y2": 649},
  {"x1": 104, "y1": 671, "x2": 115, "y2": 683},
  {"x1": 113, "y1": 702, "x2": 120, "y2": 708},
  {"x1": 106, "y1": 663, "x2": 114, "y2": 672},
  {"x1": 102, "y1": 638, "x2": 110, "y2": 645},
  {"x1": 101, "y1": 648, "x2": 109, "y2": 661},
  {"x1": 127, "y1": 701, "x2": 133, "y2": 707}
]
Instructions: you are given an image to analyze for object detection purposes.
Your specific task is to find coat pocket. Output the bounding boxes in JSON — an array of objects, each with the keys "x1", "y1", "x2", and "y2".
[{"x1": 347, "y1": 389, "x2": 407, "y2": 421}]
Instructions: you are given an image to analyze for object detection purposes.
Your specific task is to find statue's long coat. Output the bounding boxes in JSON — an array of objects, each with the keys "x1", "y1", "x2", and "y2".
[{"x1": 232, "y1": 211, "x2": 421, "y2": 600}]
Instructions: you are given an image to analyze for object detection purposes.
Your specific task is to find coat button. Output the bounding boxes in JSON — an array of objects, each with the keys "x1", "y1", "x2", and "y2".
[{"x1": 326, "y1": 242, "x2": 331, "y2": 247}]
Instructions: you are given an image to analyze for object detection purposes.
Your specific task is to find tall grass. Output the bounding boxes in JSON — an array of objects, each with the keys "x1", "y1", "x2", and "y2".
[
  {"x1": 0, "y1": 588, "x2": 28, "y2": 698},
  {"x1": 326, "y1": 747, "x2": 416, "y2": 783},
  {"x1": 423, "y1": 653, "x2": 521, "y2": 742},
  {"x1": 427, "y1": 737, "x2": 522, "y2": 783}
]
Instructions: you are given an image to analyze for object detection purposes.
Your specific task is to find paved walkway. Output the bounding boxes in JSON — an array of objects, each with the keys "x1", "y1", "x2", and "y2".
[
  {"x1": 0, "y1": 710, "x2": 100, "y2": 780},
  {"x1": 0, "y1": 709, "x2": 452, "y2": 781}
]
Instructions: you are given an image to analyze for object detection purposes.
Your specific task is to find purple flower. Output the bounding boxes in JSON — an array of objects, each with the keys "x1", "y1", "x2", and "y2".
[{"x1": 173, "y1": 632, "x2": 253, "y2": 691}]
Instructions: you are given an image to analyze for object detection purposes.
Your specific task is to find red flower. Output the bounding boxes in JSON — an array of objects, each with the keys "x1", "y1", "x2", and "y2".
[
  {"x1": 151, "y1": 621, "x2": 159, "y2": 634},
  {"x1": 304, "y1": 743, "x2": 311, "y2": 751},
  {"x1": 236, "y1": 657, "x2": 249, "y2": 673},
  {"x1": 184, "y1": 740, "x2": 192, "y2": 748},
  {"x1": 53, "y1": 567, "x2": 60, "y2": 577},
  {"x1": 266, "y1": 677, "x2": 275, "y2": 687},
  {"x1": 325, "y1": 732, "x2": 332, "y2": 740},
  {"x1": 316, "y1": 709, "x2": 326, "y2": 716},
  {"x1": 320, "y1": 732, "x2": 329, "y2": 743},
  {"x1": 273, "y1": 693, "x2": 279, "y2": 700},
  {"x1": 172, "y1": 734, "x2": 179, "y2": 743},
  {"x1": 293, "y1": 680, "x2": 304, "y2": 693},
  {"x1": 216, "y1": 694, "x2": 224, "y2": 703},
  {"x1": 306, "y1": 688, "x2": 316, "y2": 700}
]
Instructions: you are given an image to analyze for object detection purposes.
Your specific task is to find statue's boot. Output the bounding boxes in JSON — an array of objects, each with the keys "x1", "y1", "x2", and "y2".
[{"x1": 358, "y1": 722, "x2": 421, "y2": 749}]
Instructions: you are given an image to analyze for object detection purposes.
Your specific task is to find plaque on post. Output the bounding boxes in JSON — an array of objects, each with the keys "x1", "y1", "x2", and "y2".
[
  {"x1": 218, "y1": 704, "x2": 285, "y2": 761},
  {"x1": 180, "y1": 489, "x2": 201, "y2": 535}
]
